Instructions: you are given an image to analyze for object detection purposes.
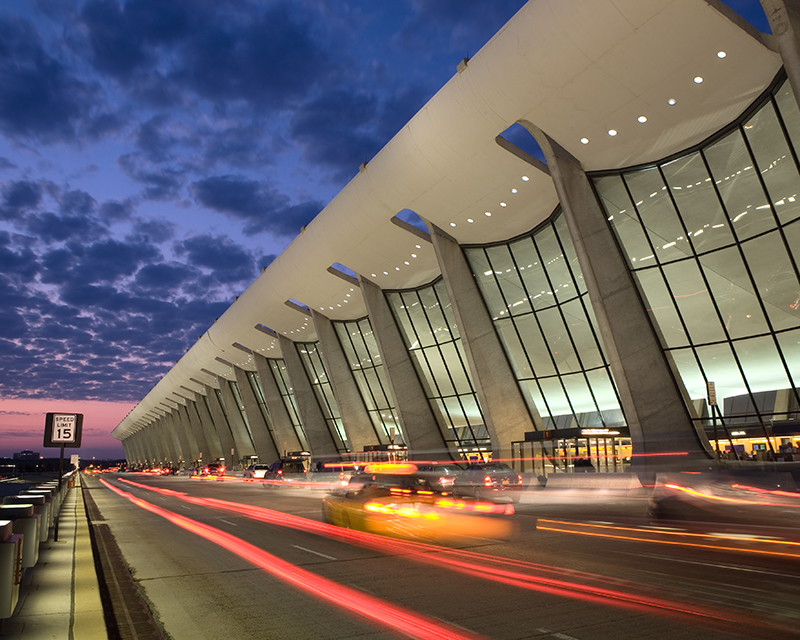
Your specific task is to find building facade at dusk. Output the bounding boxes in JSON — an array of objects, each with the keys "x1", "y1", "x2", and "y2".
[{"x1": 113, "y1": 0, "x2": 800, "y2": 475}]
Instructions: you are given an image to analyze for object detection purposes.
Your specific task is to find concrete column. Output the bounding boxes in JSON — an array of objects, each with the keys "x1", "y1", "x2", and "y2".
[
  {"x1": 157, "y1": 416, "x2": 180, "y2": 467},
  {"x1": 253, "y1": 353, "x2": 303, "y2": 455},
  {"x1": 216, "y1": 375, "x2": 257, "y2": 466},
  {"x1": 358, "y1": 276, "x2": 447, "y2": 459},
  {"x1": 142, "y1": 425, "x2": 160, "y2": 466},
  {"x1": 174, "y1": 406, "x2": 200, "y2": 463},
  {"x1": 519, "y1": 122, "x2": 712, "y2": 471},
  {"x1": 427, "y1": 225, "x2": 541, "y2": 460},
  {"x1": 278, "y1": 334, "x2": 339, "y2": 460},
  {"x1": 233, "y1": 366, "x2": 280, "y2": 464},
  {"x1": 193, "y1": 393, "x2": 224, "y2": 460},
  {"x1": 761, "y1": 0, "x2": 800, "y2": 106},
  {"x1": 311, "y1": 310, "x2": 376, "y2": 452},
  {"x1": 131, "y1": 434, "x2": 145, "y2": 465},
  {"x1": 204, "y1": 384, "x2": 240, "y2": 466},
  {"x1": 179, "y1": 401, "x2": 209, "y2": 463},
  {"x1": 167, "y1": 409, "x2": 192, "y2": 465},
  {"x1": 122, "y1": 440, "x2": 131, "y2": 464}
]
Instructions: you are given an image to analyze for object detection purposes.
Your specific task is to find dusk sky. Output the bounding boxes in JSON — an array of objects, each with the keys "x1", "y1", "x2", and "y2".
[{"x1": 0, "y1": 0, "x2": 769, "y2": 460}]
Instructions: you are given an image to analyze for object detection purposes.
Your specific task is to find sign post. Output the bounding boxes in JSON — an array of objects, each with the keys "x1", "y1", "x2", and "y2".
[{"x1": 44, "y1": 413, "x2": 83, "y2": 541}]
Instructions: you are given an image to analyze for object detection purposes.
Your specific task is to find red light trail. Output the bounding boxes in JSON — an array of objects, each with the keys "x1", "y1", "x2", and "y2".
[
  {"x1": 108, "y1": 477, "x2": 795, "y2": 637},
  {"x1": 101, "y1": 478, "x2": 487, "y2": 640}
]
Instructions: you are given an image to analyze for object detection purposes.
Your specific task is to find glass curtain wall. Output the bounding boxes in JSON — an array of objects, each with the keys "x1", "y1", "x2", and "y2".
[
  {"x1": 465, "y1": 214, "x2": 625, "y2": 431},
  {"x1": 267, "y1": 358, "x2": 309, "y2": 450},
  {"x1": 334, "y1": 317, "x2": 404, "y2": 445},
  {"x1": 296, "y1": 343, "x2": 349, "y2": 453},
  {"x1": 246, "y1": 370, "x2": 279, "y2": 452},
  {"x1": 593, "y1": 74, "x2": 800, "y2": 454},
  {"x1": 386, "y1": 280, "x2": 489, "y2": 453},
  {"x1": 229, "y1": 380, "x2": 255, "y2": 444}
]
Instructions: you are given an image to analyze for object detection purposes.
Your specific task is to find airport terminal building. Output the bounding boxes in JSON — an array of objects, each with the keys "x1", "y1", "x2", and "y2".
[{"x1": 113, "y1": 0, "x2": 800, "y2": 476}]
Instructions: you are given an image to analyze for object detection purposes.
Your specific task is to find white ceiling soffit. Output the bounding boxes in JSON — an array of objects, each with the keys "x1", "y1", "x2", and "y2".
[{"x1": 114, "y1": 0, "x2": 779, "y2": 440}]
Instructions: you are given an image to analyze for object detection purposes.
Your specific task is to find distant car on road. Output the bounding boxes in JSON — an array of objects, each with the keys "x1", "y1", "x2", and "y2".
[
  {"x1": 413, "y1": 462, "x2": 463, "y2": 492},
  {"x1": 453, "y1": 462, "x2": 523, "y2": 502},
  {"x1": 244, "y1": 463, "x2": 275, "y2": 479},
  {"x1": 200, "y1": 461, "x2": 225, "y2": 477}
]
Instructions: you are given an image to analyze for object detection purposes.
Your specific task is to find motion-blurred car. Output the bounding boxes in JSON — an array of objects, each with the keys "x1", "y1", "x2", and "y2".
[
  {"x1": 413, "y1": 462, "x2": 463, "y2": 492},
  {"x1": 244, "y1": 463, "x2": 275, "y2": 479},
  {"x1": 453, "y1": 462, "x2": 524, "y2": 502},
  {"x1": 322, "y1": 463, "x2": 517, "y2": 542}
]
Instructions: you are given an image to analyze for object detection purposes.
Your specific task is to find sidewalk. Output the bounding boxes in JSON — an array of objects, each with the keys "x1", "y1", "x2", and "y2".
[{"x1": 0, "y1": 474, "x2": 106, "y2": 638}]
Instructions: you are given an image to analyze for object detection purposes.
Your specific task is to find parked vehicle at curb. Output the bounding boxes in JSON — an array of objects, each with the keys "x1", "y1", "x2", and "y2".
[
  {"x1": 244, "y1": 463, "x2": 275, "y2": 479},
  {"x1": 453, "y1": 462, "x2": 523, "y2": 502}
]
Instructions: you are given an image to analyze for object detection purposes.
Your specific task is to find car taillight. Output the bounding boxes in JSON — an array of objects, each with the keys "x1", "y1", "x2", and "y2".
[
  {"x1": 278, "y1": 470, "x2": 283, "y2": 475},
  {"x1": 517, "y1": 474, "x2": 522, "y2": 484},
  {"x1": 484, "y1": 475, "x2": 493, "y2": 487},
  {"x1": 438, "y1": 477, "x2": 454, "y2": 486},
  {"x1": 220, "y1": 466, "x2": 225, "y2": 474}
]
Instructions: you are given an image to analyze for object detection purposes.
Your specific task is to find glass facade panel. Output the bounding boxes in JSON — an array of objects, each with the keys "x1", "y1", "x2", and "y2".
[
  {"x1": 698, "y1": 248, "x2": 770, "y2": 339},
  {"x1": 661, "y1": 260, "x2": 727, "y2": 344},
  {"x1": 594, "y1": 175, "x2": 654, "y2": 267},
  {"x1": 486, "y1": 245, "x2": 531, "y2": 317},
  {"x1": 743, "y1": 100, "x2": 800, "y2": 226},
  {"x1": 661, "y1": 152, "x2": 734, "y2": 253},
  {"x1": 466, "y1": 211, "x2": 624, "y2": 435},
  {"x1": 536, "y1": 225, "x2": 577, "y2": 303},
  {"x1": 733, "y1": 335, "x2": 791, "y2": 395},
  {"x1": 593, "y1": 76, "x2": 800, "y2": 443},
  {"x1": 296, "y1": 342, "x2": 348, "y2": 452},
  {"x1": 554, "y1": 214, "x2": 586, "y2": 294},
  {"x1": 624, "y1": 168, "x2": 691, "y2": 263},
  {"x1": 705, "y1": 128, "x2": 775, "y2": 241},
  {"x1": 334, "y1": 318, "x2": 402, "y2": 444},
  {"x1": 510, "y1": 238, "x2": 553, "y2": 312},
  {"x1": 387, "y1": 280, "x2": 488, "y2": 451},
  {"x1": 740, "y1": 231, "x2": 800, "y2": 331},
  {"x1": 268, "y1": 358, "x2": 308, "y2": 450}
]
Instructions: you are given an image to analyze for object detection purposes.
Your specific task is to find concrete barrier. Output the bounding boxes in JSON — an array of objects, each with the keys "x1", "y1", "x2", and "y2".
[
  {"x1": 543, "y1": 472, "x2": 642, "y2": 493},
  {"x1": 4, "y1": 495, "x2": 49, "y2": 542},
  {"x1": 0, "y1": 504, "x2": 40, "y2": 569},
  {"x1": 0, "y1": 520, "x2": 22, "y2": 619}
]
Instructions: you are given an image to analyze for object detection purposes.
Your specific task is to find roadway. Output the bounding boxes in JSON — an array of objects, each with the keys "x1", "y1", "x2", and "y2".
[{"x1": 82, "y1": 473, "x2": 800, "y2": 640}]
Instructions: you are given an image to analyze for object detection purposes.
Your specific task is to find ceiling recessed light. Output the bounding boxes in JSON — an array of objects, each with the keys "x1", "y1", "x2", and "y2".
[
  {"x1": 383, "y1": 271, "x2": 388, "y2": 275},
  {"x1": 485, "y1": 211, "x2": 492, "y2": 217},
  {"x1": 668, "y1": 98, "x2": 677, "y2": 106},
  {"x1": 404, "y1": 261, "x2": 409, "y2": 265},
  {"x1": 637, "y1": 115, "x2": 647, "y2": 123},
  {"x1": 608, "y1": 129, "x2": 617, "y2": 137},
  {"x1": 510, "y1": 188, "x2": 518, "y2": 194},
  {"x1": 449, "y1": 222, "x2": 456, "y2": 227},
  {"x1": 467, "y1": 218, "x2": 474, "y2": 223},
  {"x1": 500, "y1": 202, "x2": 507, "y2": 208},
  {"x1": 580, "y1": 137, "x2": 589, "y2": 144},
  {"x1": 411, "y1": 253, "x2": 417, "y2": 257},
  {"x1": 521, "y1": 176, "x2": 529, "y2": 182},
  {"x1": 415, "y1": 245, "x2": 421, "y2": 249},
  {"x1": 371, "y1": 273, "x2": 376, "y2": 277},
  {"x1": 717, "y1": 51, "x2": 726, "y2": 59},
  {"x1": 694, "y1": 76, "x2": 703, "y2": 84}
]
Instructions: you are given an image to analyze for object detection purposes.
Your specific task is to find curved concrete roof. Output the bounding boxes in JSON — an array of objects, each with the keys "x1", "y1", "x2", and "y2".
[{"x1": 113, "y1": 0, "x2": 781, "y2": 440}]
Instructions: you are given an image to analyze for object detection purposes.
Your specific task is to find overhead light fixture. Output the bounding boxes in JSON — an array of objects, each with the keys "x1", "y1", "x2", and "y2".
[
  {"x1": 694, "y1": 76, "x2": 703, "y2": 84},
  {"x1": 467, "y1": 218, "x2": 474, "y2": 223},
  {"x1": 580, "y1": 137, "x2": 589, "y2": 144},
  {"x1": 500, "y1": 202, "x2": 507, "y2": 208},
  {"x1": 717, "y1": 51, "x2": 727, "y2": 59},
  {"x1": 485, "y1": 211, "x2": 492, "y2": 217},
  {"x1": 608, "y1": 129, "x2": 617, "y2": 137},
  {"x1": 637, "y1": 116, "x2": 647, "y2": 123},
  {"x1": 668, "y1": 98, "x2": 677, "y2": 106},
  {"x1": 510, "y1": 188, "x2": 518, "y2": 194},
  {"x1": 450, "y1": 222, "x2": 456, "y2": 227},
  {"x1": 521, "y1": 176, "x2": 529, "y2": 182}
]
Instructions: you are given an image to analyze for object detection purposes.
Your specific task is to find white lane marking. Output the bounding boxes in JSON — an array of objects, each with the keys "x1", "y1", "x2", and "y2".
[
  {"x1": 609, "y1": 549, "x2": 800, "y2": 580},
  {"x1": 292, "y1": 545, "x2": 337, "y2": 560},
  {"x1": 219, "y1": 519, "x2": 237, "y2": 526},
  {"x1": 181, "y1": 505, "x2": 190, "y2": 509},
  {"x1": 553, "y1": 634, "x2": 582, "y2": 640}
]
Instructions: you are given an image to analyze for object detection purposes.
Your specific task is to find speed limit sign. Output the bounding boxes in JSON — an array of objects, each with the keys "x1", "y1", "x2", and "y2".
[{"x1": 44, "y1": 413, "x2": 83, "y2": 448}]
